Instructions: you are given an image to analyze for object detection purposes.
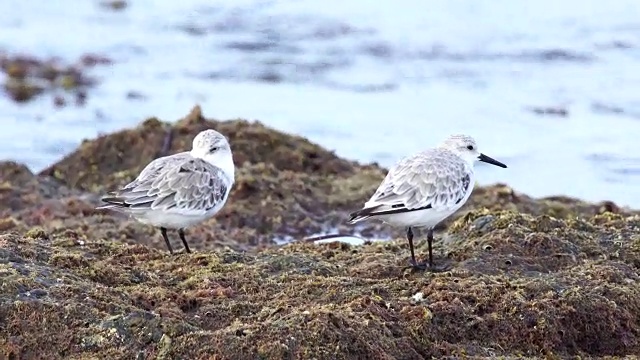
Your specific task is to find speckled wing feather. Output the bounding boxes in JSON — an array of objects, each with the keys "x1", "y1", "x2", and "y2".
[
  {"x1": 349, "y1": 149, "x2": 471, "y2": 220},
  {"x1": 129, "y1": 152, "x2": 192, "y2": 185},
  {"x1": 100, "y1": 155, "x2": 230, "y2": 214}
]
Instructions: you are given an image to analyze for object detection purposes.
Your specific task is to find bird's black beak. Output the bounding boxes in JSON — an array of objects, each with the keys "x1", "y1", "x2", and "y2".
[{"x1": 478, "y1": 153, "x2": 507, "y2": 168}]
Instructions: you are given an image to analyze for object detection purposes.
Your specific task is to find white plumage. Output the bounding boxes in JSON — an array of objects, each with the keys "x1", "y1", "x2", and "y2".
[
  {"x1": 97, "y1": 129, "x2": 235, "y2": 254},
  {"x1": 348, "y1": 134, "x2": 507, "y2": 270}
]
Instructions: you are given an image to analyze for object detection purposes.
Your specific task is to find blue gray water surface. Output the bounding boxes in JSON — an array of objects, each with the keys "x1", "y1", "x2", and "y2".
[{"x1": 1, "y1": 0, "x2": 639, "y2": 207}]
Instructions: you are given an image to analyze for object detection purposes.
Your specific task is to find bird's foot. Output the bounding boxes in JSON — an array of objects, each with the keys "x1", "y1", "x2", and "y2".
[
  {"x1": 168, "y1": 249, "x2": 192, "y2": 256},
  {"x1": 408, "y1": 259, "x2": 428, "y2": 271},
  {"x1": 407, "y1": 259, "x2": 449, "y2": 273}
]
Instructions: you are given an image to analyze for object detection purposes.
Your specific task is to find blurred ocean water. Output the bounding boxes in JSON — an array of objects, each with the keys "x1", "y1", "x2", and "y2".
[{"x1": 0, "y1": 0, "x2": 639, "y2": 206}]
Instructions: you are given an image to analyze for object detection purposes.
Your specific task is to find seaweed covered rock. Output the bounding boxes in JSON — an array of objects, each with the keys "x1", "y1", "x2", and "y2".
[
  {"x1": 464, "y1": 184, "x2": 632, "y2": 221},
  {"x1": 0, "y1": 52, "x2": 110, "y2": 105},
  {"x1": 27, "y1": 106, "x2": 638, "y2": 252},
  {"x1": 0, "y1": 161, "x2": 91, "y2": 235},
  {"x1": 1, "y1": 209, "x2": 639, "y2": 359},
  {"x1": 34, "y1": 106, "x2": 386, "y2": 249},
  {"x1": 39, "y1": 105, "x2": 359, "y2": 192},
  {"x1": 2, "y1": 106, "x2": 640, "y2": 358}
]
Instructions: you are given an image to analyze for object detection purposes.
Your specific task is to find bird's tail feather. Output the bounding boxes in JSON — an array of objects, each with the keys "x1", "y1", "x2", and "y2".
[
  {"x1": 96, "y1": 196, "x2": 129, "y2": 211},
  {"x1": 96, "y1": 204, "x2": 121, "y2": 210},
  {"x1": 347, "y1": 205, "x2": 383, "y2": 224},
  {"x1": 347, "y1": 214, "x2": 370, "y2": 224}
]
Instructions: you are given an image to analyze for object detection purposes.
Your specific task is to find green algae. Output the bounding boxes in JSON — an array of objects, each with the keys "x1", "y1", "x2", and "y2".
[{"x1": 1, "y1": 208, "x2": 640, "y2": 358}]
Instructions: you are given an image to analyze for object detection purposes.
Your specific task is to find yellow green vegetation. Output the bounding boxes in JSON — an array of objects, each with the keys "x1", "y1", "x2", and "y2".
[
  {"x1": 1, "y1": 210, "x2": 640, "y2": 359},
  {"x1": 1, "y1": 106, "x2": 640, "y2": 358}
]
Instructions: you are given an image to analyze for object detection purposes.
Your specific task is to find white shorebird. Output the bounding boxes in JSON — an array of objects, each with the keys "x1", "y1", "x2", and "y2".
[
  {"x1": 97, "y1": 129, "x2": 235, "y2": 254},
  {"x1": 347, "y1": 134, "x2": 507, "y2": 270}
]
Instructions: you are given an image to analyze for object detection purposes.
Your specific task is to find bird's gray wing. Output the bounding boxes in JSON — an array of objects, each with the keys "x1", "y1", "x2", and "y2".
[
  {"x1": 123, "y1": 152, "x2": 191, "y2": 188},
  {"x1": 102, "y1": 156, "x2": 231, "y2": 214},
  {"x1": 363, "y1": 150, "x2": 471, "y2": 214}
]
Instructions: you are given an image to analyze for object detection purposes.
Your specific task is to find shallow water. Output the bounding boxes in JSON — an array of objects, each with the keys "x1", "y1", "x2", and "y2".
[{"x1": 1, "y1": 0, "x2": 639, "y2": 207}]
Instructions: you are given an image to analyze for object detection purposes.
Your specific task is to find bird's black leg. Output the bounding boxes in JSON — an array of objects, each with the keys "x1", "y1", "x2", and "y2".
[
  {"x1": 426, "y1": 228, "x2": 434, "y2": 268},
  {"x1": 160, "y1": 227, "x2": 174, "y2": 254},
  {"x1": 423, "y1": 229, "x2": 449, "y2": 272},
  {"x1": 178, "y1": 228, "x2": 192, "y2": 253},
  {"x1": 407, "y1": 227, "x2": 426, "y2": 270}
]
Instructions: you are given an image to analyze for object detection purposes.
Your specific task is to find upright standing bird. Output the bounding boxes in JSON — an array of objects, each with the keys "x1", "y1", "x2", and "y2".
[
  {"x1": 97, "y1": 129, "x2": 235, "y2": 254},
  {"x1": 347, "y1": 134, "x2": 507, "y2": 270}
]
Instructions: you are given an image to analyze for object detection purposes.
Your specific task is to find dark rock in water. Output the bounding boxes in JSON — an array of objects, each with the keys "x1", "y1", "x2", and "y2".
[
  {"x1": 1, "y1": 106, "x2": 640, "y2": 358},
  {"x1": 0, "y1": 52, "x2": 110, "y2": 105}
]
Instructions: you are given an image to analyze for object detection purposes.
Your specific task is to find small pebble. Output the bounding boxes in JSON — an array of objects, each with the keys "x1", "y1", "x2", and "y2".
[{"x1": 472, "y1": 215, "x2": 495, "y2": 234}]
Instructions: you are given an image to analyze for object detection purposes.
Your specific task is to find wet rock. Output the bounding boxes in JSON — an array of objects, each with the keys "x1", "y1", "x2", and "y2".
[
  {"x1": 470, "y1": 214, "x2": 495, "y2": 234},
  {"x1": 527, "y1": 105, "x2": 569, "y2": 117},
  {"x1": 591, "y1": 102, "x2": 640, "y2": 120},
  {"x1": 0, "y1": 161, "x2": 82, "y2": 217},
  {"x1": 98, "y1": 0, "x2": 128, "y2": 11},
  {"x1": 0, "y1": 53, "x2": 111, "y2": 105}
]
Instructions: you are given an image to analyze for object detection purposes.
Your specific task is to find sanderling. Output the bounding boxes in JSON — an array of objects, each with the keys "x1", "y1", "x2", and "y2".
[
  {"x1": 347, "y1": 134, "x2": 507, "y2": 270},
  {"x1": 97, "y1": 129, "x2": 235, "y2": 254}
]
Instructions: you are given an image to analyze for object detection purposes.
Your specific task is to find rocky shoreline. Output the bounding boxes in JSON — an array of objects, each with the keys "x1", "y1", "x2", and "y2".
[{"x1": 1, "y1": 106, "x2": 639, "y2": 359}]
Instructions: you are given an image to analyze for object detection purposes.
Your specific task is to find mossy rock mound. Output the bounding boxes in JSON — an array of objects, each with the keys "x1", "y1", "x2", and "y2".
[
  {"x1": 38, "y1": 105, "x2": 361, "y2": 193},
  {"x1": 1, "y1": 209, "x2": 640, "y2": 359},
  {"x1": 0, "y1": 161, "x2": 80, "y2": 211},
  {"x1": 30, "y1": 106, "x2": 387, "y2": 248},
  {"x1": 3, "y1": 105, "x2": 638, "y2": 253},
  {"x1": 465, "y1": 184, "x2": 635, "y2": 221},
  {"x1": 2, "y1": 106, "x2": 640, "y2": 358},
  {"x1": 25, "y1": 106, "x2": 636, "y2": 250}
]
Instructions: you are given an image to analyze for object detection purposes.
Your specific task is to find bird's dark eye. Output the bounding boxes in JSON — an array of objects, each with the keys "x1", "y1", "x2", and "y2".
[
  {"x1": 466, "y1": 145, "x2": 474, "y2": 150},
  {"x1": 210, "y1": 147, "x2": 219, "y2": 152}
]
